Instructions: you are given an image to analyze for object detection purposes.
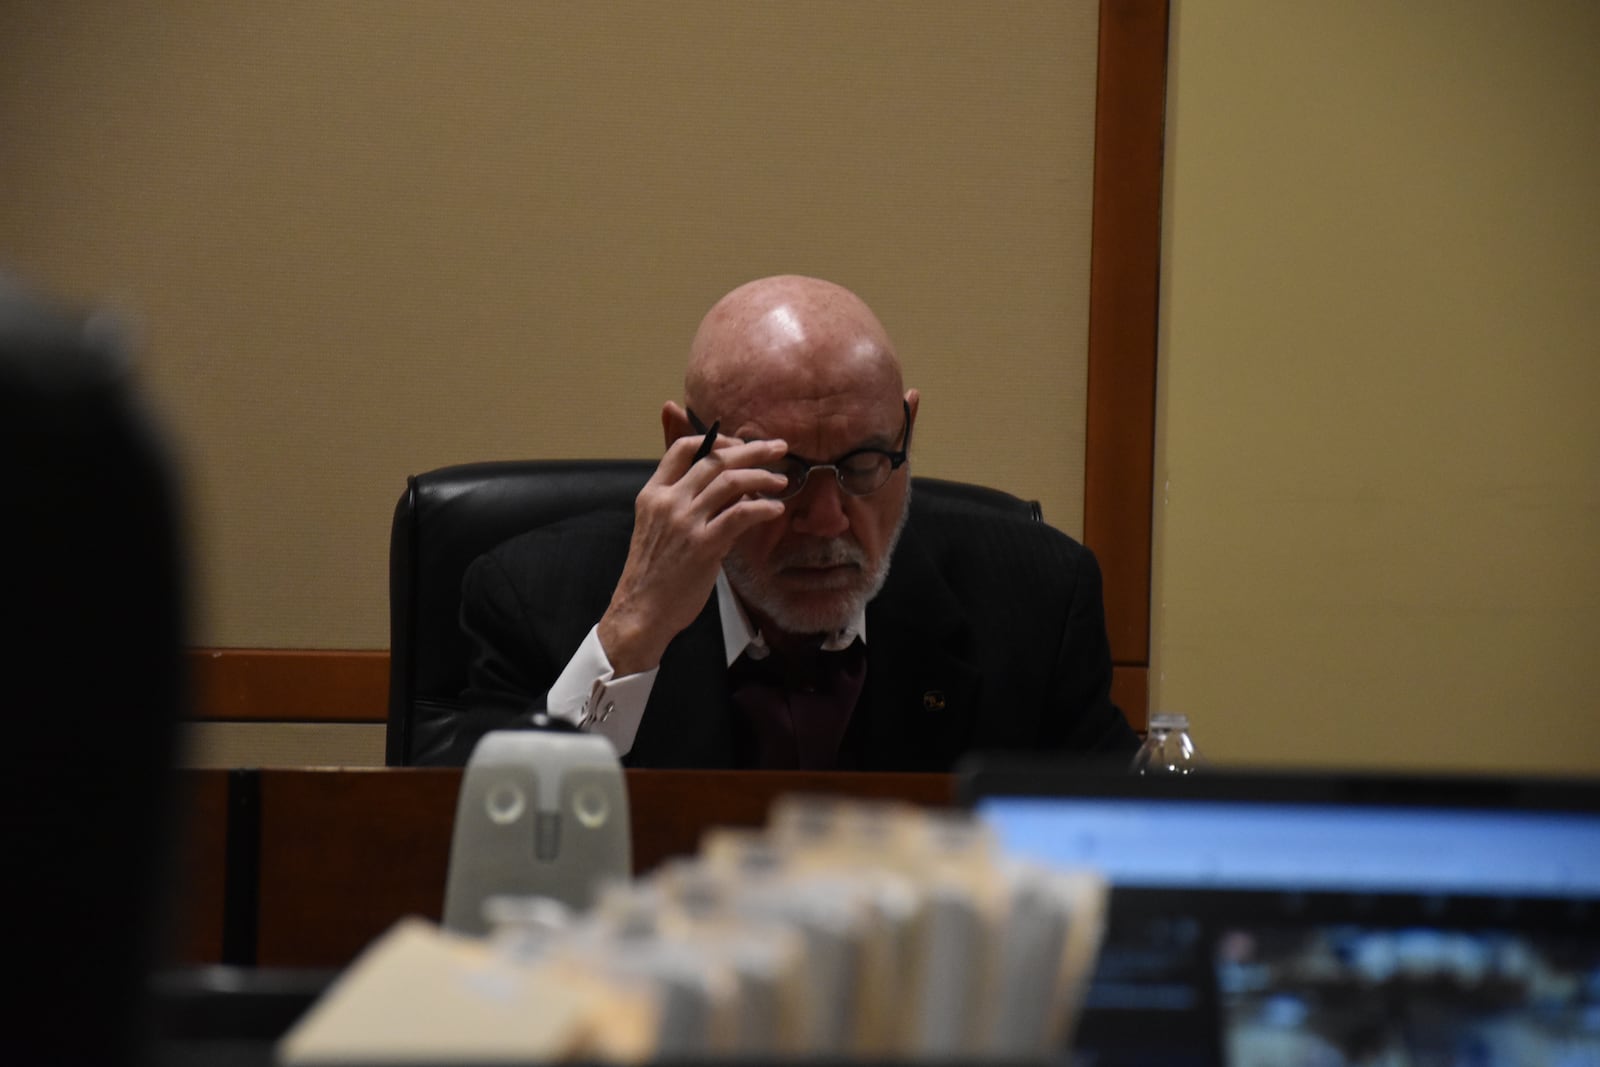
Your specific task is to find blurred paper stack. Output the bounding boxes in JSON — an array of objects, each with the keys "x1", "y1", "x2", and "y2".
[{"x1": 279, "y1": 798, "x2": 1106, "y2": 1063}]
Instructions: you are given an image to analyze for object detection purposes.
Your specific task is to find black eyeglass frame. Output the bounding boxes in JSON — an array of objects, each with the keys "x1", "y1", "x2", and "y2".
[{"x1": 686, "y1": 399, "x2": 913, "y2": 501}]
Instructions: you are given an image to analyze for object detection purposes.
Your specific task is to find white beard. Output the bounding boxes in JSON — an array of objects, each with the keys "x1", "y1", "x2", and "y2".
[{"x1": 724, "y1": 494, "x2": 909, "y2": 638}]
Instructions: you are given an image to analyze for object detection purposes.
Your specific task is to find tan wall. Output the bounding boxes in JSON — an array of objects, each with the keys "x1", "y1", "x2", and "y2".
[
  {"x1": 180, "y1": 721, "x2": 384, "y2": 770},
  {"x1": 1, "y1": 1, "x2": 1100, "y2": 651},
  {"x1": 1153, "y1": 1, "x2": 1600, "y2": 773}
]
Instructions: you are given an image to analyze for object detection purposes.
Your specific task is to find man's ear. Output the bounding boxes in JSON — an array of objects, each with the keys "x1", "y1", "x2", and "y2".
[
  {"x1": 905, "y1": 388, "x2": 920, "y2": 441},
  {"x1": 661, "y1": 401, "x2": 693, "y2": 449}
]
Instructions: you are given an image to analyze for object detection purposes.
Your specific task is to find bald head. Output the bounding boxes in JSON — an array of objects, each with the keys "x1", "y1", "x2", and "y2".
[
  {"x1": 685, "y1": 275, "x2": 904, "y2": 430},
  {"x1": 664, "y1": 275, "x2": 919, "y2": 640}
]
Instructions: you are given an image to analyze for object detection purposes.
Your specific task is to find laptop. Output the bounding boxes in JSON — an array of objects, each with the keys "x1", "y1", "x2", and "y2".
[{"x1": 959, "y1": 760, "x2": 1600, "y2": 1067}]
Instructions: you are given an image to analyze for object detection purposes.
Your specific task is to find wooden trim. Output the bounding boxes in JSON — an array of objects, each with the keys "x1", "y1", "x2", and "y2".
[
  {"x1": 170, "y1": 770, "x2": 229, "y2": 964},
  {"x1": 1085, "y1": 0, "x2": 1169, "y2": 674},
  {"x1": 1111, "y1": 665, "x2": 1148, "y2": 734},
  {"x1": 188, "y1": 648, "x2": 388, "y2": 723}
]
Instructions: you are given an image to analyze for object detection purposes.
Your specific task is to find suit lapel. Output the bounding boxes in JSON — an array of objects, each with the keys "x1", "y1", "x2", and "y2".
[
  {"x1": 631, "y1": 595, "x2": 738, "y2": 768},
  {"x1": 855, "y1": 534, "x2": 982, "y2": 770}
]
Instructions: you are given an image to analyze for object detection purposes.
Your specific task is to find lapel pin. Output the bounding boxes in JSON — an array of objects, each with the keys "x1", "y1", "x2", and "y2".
[{"x1": 922, "y1": 690, "x2": 946, "y2": 711}]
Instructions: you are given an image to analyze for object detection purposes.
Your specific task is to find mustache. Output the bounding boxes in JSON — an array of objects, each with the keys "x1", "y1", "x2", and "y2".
[{"x1": 775, "y1": 539, "x2": 865, "y2": 569}]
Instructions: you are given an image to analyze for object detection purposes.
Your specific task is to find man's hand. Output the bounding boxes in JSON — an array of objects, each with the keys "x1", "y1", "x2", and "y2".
[{"x1": 596, "y1": 432, "x2": 788, "y2": 675}]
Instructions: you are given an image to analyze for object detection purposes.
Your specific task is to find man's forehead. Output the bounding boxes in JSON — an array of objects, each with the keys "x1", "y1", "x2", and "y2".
[
  {"x1": 708, "y1": 311, "x2": 887, "y2": 372},
  {"x1": 697, "y1": 346, "x2": 897, "y2": 419},
  {"x1": 687, "y1": 276, "x2": 904, "y2": 430},
  {"x1": 694, "y1": 276, "x2": 894, "y2": 362},
  {"x1": 727, "y1": 397, "x2": 903, "y2": 450}
]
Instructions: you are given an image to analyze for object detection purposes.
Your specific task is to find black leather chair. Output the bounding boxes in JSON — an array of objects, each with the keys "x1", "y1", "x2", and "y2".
[{"x1": 388, "y1": 460, "x2": 1042, "y2": 766}]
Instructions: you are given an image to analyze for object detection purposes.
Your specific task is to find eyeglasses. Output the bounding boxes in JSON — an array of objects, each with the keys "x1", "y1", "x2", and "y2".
[{"x1": 686, "y1": 400, "x2": 912, "y2": 501}]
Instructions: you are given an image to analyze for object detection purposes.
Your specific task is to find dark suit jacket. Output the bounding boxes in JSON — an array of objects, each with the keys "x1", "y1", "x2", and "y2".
[{"x1": 448, "y1": 502, "x2": 1138, "y2": 770}]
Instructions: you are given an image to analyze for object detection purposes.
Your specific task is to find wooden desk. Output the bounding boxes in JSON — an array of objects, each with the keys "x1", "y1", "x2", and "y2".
[{"x1": 173, "y1": 768, "x2": 954, "y2": 969}]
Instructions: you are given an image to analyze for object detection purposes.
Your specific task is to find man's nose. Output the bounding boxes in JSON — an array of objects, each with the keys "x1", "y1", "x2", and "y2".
[{"x1": 788, "y1": 470, "x2": 850, "y2": 538}]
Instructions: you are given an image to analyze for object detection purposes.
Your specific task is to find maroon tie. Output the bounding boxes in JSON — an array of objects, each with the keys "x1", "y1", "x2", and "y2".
[{"x1": 728, "y1": 638, "x2": 867, "y2": 770}]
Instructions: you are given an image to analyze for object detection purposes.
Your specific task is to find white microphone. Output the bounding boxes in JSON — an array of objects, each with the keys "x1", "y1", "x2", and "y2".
[{"x1": 442, "y1": 723, "x2": 631, "y2": 936}]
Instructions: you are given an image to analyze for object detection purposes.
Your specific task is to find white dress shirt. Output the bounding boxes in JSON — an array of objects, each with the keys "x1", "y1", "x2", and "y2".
[{"x1": 545, "y1": 571, "x2": 867, "y2": 756}]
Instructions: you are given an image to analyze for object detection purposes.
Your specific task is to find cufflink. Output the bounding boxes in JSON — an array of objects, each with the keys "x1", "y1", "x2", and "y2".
[
  {"x1": 582, "y1": 678, "x2": 608, "y2": 728},
  {"x1": 922, "y1": 690, "x2": 946, "y2": 711}
]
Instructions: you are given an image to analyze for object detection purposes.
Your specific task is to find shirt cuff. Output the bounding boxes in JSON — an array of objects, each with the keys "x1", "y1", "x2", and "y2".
[{"x1": 546, "y1": 624, "x2": 657, "y2": 756}]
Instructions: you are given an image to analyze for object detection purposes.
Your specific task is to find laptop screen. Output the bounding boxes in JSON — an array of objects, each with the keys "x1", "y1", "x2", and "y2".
[
  {"x1": 962, "y1": 764, "x2": 1600, "y2": 1066},
  {"x1": 978, "y1": 795, "x2": 1600, "y2": 898}
]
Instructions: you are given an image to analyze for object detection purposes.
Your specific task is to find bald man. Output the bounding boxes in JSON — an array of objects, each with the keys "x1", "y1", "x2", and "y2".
[{"x1": 454, "y1": 276, "x2": 1138, "y2": 769}]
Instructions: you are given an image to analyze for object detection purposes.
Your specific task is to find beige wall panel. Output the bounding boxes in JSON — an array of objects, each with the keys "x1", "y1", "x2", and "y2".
[
  {"x1": 0, "y1": 2, "x2": 1100, "y2": 649},
  {"x1": 181, "y1": 722, "x2": 385, "y2": 769},
  {"x1": 1154, "y1": 1, "x2": 1600, "y2": 772}
]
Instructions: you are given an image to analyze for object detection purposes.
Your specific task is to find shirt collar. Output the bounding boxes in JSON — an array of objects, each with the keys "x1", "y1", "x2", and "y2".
[{"x1": 715, "y1": 569, "x2": 867, "y2": 666}]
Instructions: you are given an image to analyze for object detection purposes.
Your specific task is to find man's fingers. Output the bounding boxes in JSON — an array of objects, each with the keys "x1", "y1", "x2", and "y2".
[
  {"x1": 665, "y1": 438, "x2": 790, "y2": 522},
  {"x1": 652, "y1": 432, "x2": 783, "y2": 489},
  {"x1": 704, "y1": 495, "x2": 786, "y2": 543},
  {"x1": 675, "y1": 436, "x2": 787, "y2": 495},
  {"x1": 689, "y1": 464, "x2": 788, "y2": 516},
  {"x1": 631, "y1": 437, "x2": 787, "y2": 585},
  {"x1": 652, "y1": 431, "x2": 720, "y2": 486}
]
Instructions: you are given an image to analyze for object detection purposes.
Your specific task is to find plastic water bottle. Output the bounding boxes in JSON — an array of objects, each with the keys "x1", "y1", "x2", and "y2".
[{"x1": 1131, "y1": 712, "x2": 1202, "y2": 775}]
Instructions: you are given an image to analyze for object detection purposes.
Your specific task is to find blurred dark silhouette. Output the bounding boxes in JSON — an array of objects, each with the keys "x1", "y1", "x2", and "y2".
[{"x1": 1, "y1": 274, "x2": 185, "y2": 1065}]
